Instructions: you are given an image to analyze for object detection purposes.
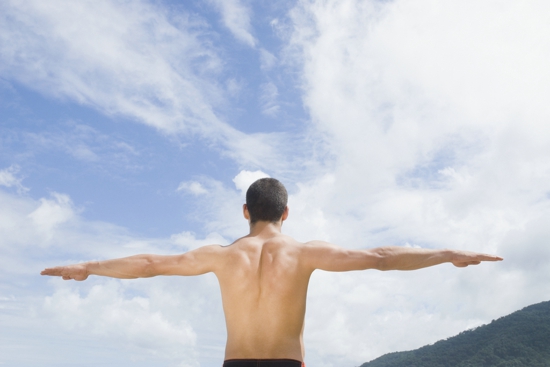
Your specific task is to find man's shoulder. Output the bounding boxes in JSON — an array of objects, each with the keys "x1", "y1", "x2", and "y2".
[
  {"x1": 226, "y1": 234, "x2": 307, "y2": 250},
  {"x1": 302, "y1": 239, "x2": 331, "y2": 247},
  {"x1": 267, "y1": 234, "x2": 308, "y2": 248}
]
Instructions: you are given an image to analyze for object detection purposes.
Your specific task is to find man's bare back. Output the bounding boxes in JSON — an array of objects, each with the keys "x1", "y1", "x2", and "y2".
[
  {"x1": 41, "y1": 178, "x2": 502, "y2": 365},
  {"x1": 217, "y1": 232, "x2": 310, "y2": 360}
]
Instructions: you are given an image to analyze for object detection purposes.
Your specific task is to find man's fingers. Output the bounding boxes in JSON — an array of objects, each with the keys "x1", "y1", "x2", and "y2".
[
  {"x1": 478, "y1": 254, "x2": 503, "y2": 261},
  {"x1": 42, "y1": 269, "x2": 76, "y2": 281},
  {"x1": 41, "y1": 267, "x2": 63, "y2": 276},
  {"x1": 41, "y1": 265, "x2": 88, "y2": 281},
  {"x1": 453, "y1": 252, "x2": 503, "y2": 267}
]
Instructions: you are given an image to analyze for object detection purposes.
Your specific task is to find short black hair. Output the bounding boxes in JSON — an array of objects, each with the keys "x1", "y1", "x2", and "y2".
[{"x1": 246, "y1": 178, "x2": 288, "y2": 224}]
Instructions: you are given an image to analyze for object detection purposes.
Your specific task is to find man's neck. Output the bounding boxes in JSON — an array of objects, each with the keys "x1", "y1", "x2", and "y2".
[{"x1": 248, "y1": 221, "x2": 283, "y2": 237}]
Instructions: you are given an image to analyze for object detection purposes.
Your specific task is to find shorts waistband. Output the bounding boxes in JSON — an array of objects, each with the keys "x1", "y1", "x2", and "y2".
[{"x1": 223, "y1": 359, "x2": 304, "y2": 367}]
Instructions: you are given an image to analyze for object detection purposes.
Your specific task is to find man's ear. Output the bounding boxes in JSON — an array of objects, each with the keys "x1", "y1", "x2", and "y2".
[
  {"x1": 243, "y1": 204, "x2": 250, "y2": 220},
  {"x1": 281, "y1": 206, "x2": 289, "y2": 221}
]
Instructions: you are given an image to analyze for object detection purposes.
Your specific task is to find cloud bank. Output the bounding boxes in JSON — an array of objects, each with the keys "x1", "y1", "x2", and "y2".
[{"x1": 280, "y1": 0, "x2": 550, "y2": 363}]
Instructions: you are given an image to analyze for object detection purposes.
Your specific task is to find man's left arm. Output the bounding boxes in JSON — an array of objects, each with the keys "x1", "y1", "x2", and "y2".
[{"x1": 40, "y1": 245, "x2": 223, "y2": 281}]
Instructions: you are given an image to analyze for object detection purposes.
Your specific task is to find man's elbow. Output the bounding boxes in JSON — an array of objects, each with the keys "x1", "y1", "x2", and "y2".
[
  {"x1": 368, "y1": 248, "x2": 392, "y2": 271},
  {"x1": 363, "y1": 250, "x2": 391, "y2": 271},
  {"x1": 141, "y1": 255, "x2": 158, "y2": 277}
]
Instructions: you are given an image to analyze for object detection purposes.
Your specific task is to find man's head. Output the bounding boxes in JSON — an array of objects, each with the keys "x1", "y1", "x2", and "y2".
[{"x1": 245, "y1": 178, "x2": 288, "y2": 224}]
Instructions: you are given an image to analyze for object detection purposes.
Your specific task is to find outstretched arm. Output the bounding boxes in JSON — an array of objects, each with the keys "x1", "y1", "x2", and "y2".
[
  {"x1": 41, "y1": 245, "x2": 223, "y2": 281},
  {"x1": 369, "y1": 246, "x2": 502, "y2": 270},
  {"x1": 303, "y1": 241, "x2": 502, "y2": 272}
]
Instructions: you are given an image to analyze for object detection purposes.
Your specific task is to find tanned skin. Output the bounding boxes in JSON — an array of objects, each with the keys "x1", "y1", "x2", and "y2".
[{"x1": 41, "y1": 204, "x2": 503, "y2": 362}]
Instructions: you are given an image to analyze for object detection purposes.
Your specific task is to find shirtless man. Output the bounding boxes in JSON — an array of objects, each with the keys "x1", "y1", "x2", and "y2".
[{"x1": 41, "y1": 178, "x2": 503, "y2": 367}]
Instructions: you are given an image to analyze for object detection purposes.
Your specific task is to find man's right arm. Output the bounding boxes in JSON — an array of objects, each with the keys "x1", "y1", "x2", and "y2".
[{"x1": 303, "y1": 241, "x2": 502, "y2": 272}]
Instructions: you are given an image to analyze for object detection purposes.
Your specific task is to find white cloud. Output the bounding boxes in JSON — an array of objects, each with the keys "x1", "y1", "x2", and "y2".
[
  {"x1": 279, "y1": 0, "x2": 550, "y2": 364},
  {"x1": 259, "y1": 48, "x2": 277, "y2": 70},
  {"x1": 179, "y1": 177, "x2": 249, "y2": 239},
  {"x1": 223, "y1": 130, "x2": 296, "y2": 174},
  {"x1": 0, "y1": 1, "x2": 252, "y2": 162},
  {"x1": 0, "y1": 188, "x2": 229, "y2": 366},
  {"x1": 0, "y1": 165, "x2": 19, "y2": 187},
  {"x1": 232, "y1": 170, "x2": 270, "y2": 195},
  {"x1": 287, "y1": 0, "x2": 550, "y2": 250},
  {"x1": 208, "y1": 0, "x2": 256, "y2": 47},
  {"x1": 0, "y1": 0, "x2": 223, "y2": 135},
  {"x1": 259, "y1": 82, "x2": 280, "y2": 117},
  {"x1": 20, "y1": 122, "x2": 139, "y2": 166},
  {"x1": 43, "y1": 281, "x2": 198, "y2": 366},
  {"x1": 0, "y1": 0, "x2": 297, "y2": 171},
  {"x1": 0, "y1": 165, "x2": 27, "y2": 193},
  {"x1": 28, "y1": 193, "x2": 76, "y2": 238},
  {"x1": 177, "y1": 181, "x2": 209, "y2": 196},
  {"x1": 226, "y1": 78, "x2": 243, "y2": 97},
  {"x1": 171, "y1": 231, "x2": 229, "y2": 250}
]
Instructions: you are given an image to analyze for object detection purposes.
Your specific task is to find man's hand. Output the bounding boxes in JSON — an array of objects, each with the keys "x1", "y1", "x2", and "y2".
[
  {"x1": 41, "y1": 264, "x2": 89, "y2": 281},
  {"x1": 451, "y1": 251, "x2": 503, "y2": 268}
]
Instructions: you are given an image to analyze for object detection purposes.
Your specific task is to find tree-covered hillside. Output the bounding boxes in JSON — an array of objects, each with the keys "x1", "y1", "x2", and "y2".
[{"x1": 360, "y1": 300, "x2": 550, "y2": 367}]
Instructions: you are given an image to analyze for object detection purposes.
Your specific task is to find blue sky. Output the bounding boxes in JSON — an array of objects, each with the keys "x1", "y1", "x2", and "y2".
[
  {"x1": 0, "y1": 0, "x2": 306, "y2": 237},
  {"x1": 2, "y1": 1, "x2": 550, "y2": 366}
]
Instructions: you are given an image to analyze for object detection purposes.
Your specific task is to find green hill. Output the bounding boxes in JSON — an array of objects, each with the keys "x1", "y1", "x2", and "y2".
[{"x1": 360, "y1": 300, "x2": 550, "y2": 367}]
